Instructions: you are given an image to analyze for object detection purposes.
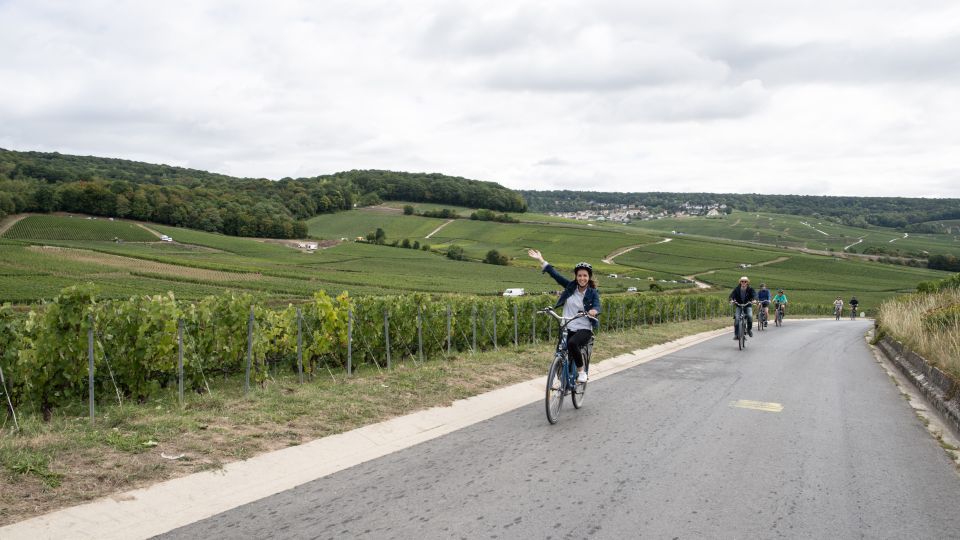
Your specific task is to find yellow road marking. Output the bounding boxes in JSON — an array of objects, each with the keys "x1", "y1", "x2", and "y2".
[{"x1": 730, "y1": 399, "x2": 783, "y2": 413}]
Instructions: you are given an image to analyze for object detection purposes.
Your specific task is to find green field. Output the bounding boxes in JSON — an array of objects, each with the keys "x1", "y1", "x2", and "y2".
[
  {"x1": 0, "y1": 209, "x2": 952, "y2": 306},
  {"x1": 635, "y1": 211, "x2": 960, "y2": 256},
  {"x1": 5, "y1": 215, "x2": 157, "y2": 242}
]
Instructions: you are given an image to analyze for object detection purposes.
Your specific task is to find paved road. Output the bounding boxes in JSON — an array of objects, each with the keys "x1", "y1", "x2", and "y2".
[{"x1": 159, "y1": 320, "x2": 960, "y2": 539}]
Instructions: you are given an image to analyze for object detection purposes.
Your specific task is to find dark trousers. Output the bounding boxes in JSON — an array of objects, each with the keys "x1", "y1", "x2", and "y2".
[{"x1": 567, "y1": 329, "x2": 593, "y2": 369}]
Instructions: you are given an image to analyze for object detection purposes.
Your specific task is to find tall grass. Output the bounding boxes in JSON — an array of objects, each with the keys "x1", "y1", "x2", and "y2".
[{"x1": 878, "y1": 289, "x2": 960, "y2": 380}]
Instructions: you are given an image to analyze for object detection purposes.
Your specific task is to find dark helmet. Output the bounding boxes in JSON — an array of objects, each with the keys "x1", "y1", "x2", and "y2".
[{"x1": 574, "y1": 261, "x2": 593, "y2": 276}]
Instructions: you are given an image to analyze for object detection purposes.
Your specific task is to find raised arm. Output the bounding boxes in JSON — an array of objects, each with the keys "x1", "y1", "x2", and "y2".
[{"x1": 528, "y1": 249, "x2": 570, "y2": 288}]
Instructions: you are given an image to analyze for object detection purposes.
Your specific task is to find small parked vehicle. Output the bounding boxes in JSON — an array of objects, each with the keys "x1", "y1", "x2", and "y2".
[{"x1": 503, "y1": 288, "x2": 525, "y2": 297}]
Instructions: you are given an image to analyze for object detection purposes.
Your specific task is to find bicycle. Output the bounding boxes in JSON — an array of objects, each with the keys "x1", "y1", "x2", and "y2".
[
  {"x1": 538, "y1": 307, "x2": 595, "y2": 425},
  {"x1": 732, "y1": 302, "x2": 752, "y2": 350},
  {"x1": 757, "y1": 303, "x2": 768, "y2": 331},
  {"x1": 774, "y1": 302, "x2": 785, "y2": 327},
  {"x1": 834, "y1": 306, "x2": 842, "y2": 321},
  {"x1": 850, "y1": 305, "x2": 859, "y2": 320}
]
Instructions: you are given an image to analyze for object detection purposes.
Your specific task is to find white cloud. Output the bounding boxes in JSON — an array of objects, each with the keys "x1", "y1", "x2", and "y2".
[{"x1": 0, "y1": 0, "x2": 958, "y2": 197}]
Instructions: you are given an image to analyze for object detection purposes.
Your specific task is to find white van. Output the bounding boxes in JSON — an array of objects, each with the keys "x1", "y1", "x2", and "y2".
[{"x1": 502, "y1": 288, "x2": 525, "y2": 297}]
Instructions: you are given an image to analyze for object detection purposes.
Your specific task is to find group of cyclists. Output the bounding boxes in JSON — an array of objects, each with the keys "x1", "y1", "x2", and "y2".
[
  {"x1": 527, "y1": 249, "x2": 865, "y2": 384},
  {"x1": 727, "y1": 277, "x2": 788, "y2": 339},
  {"x1": 527, "y1": 250, "x2": 866, "y2": 423}
]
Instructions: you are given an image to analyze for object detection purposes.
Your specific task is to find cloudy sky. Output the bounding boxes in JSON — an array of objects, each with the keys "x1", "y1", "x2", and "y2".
[{"x1": 2, "y1": 0, "x2": 959, "y2": 197}]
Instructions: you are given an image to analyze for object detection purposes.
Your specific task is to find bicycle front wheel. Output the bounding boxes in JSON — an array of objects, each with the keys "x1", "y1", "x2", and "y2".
[
  {"x1": 545, "y1": 357, "x2": 565, "y2": 424},
  {"x1": 738, "y1": 319, "x2": 746, "y2": 350}
]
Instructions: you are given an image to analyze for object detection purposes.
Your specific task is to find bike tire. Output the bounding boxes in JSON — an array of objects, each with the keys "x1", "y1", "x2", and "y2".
[
  {"x1": 738, "y1": 319, "x2": 745, "y2": 350},
  {"x1": 572, "y1": 356, "x2": 587, "y2": 410},
  {"x1": 545, "y1": 356, "x2": 565, "y2": 424}
]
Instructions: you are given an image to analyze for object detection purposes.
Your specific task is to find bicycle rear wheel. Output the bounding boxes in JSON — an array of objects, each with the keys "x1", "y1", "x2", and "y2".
[
  {"x1": 545, "y1": 357, "x2": 565, "y2": 424},
  {"x1": 738, "y1": 318, "x2": 745, "y2": 350}
]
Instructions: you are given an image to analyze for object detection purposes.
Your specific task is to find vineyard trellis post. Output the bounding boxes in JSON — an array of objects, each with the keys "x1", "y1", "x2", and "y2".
[
  {"x1": 347, "y1": 307, "x2": 353, "y2": 376},
  {"x1": 513, "y1": 303, "x2": 518, "y2": 347},
  {"x1": 471, "y1": 304, "x2": 477, "y2": 353},
  {"x1": 384, "y1": 308, "x2": 391, "y2": 370},
  {"x1": 417, "y1": 304, "x2": 424, "y2": 363},
  {"x1": 244, "y1": 305, "x2": 253, "y2": 395},
  {"x1": 492, "y1": 305, "x2": 498, "y2": 350},
  {"x1": 446, "y1": 304, "x2": 452, "y2": 355},
  {"x1": 178, "y1": 318, "x2": 184, "y2": 407},
  {"x1": 641, "y1": 304, "x2": 646, "y2": 326},
  {"x1": 0, "y1": 363, "x2": 18, "y2": 431},
  {"x1": 531, "y1": 306, "x2": 536, "y2": 344},
  {"x1": 296, "y1": 307, "x2": 304, "y2": 384},
  {"x1": 88, "y1": 314, "x2": 95, "y2": 422}
]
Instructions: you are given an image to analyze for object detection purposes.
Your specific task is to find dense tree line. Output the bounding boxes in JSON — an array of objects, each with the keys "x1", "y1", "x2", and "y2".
[
  {"x1": 521, "y1": 190, "x2": 960, "y2": 230},
  {"x1": 928, "y1": 254, "x2": 960, "y2": 272},
  {"x1": 0, "y1": 149, "x2": 525, "y2": 238}
]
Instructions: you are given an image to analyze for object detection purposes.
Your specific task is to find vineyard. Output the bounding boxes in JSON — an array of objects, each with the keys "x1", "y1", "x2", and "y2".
[
  {"x1": 635, "y1": 210, "x2": 960, "y2": 256},
  {"x1": 4, "y1": 215, "x2": 157, "y2": 242},
  {"x1": 0, "y1": 284, "x2": 847, "y2": 423}
]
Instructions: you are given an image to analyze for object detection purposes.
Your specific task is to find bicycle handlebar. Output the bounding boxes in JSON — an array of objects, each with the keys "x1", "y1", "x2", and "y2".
[{"x1": 537, "y1": 307, "x2": 598, "y2": 325}]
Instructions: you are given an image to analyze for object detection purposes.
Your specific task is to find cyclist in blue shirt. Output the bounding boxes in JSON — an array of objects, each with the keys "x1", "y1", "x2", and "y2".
[{"x1": 757, "y1": 283, "x2": 771, "y2": 328}]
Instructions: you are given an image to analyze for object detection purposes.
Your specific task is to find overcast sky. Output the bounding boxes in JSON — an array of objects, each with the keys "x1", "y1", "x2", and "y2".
[{"x1": 2, "y1": 1, "x2": 959, "y2": 197}]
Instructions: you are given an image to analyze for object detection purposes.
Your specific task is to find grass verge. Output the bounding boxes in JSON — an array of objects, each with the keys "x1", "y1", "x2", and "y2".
[
  {"x1": 0, "y1": 318, "x2": 726, "y2": 526},
  {"x1": 877, "y1": 288, "x2": 960, "y2": 381}
]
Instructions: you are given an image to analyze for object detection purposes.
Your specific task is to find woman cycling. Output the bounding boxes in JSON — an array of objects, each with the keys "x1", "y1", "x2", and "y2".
[
  {"x1": 833, "y1": 297, "x2": 844, "y2": 319},
  {"x1": 772, "y1": 289, "x2": 788, "y2": 319},
  {"x1": 528, "y1": 249, "x2": 600, "y2": 383}
]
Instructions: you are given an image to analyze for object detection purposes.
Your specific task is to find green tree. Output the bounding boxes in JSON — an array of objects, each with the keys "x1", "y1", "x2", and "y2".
[
  {"x1": 447, "y1": 245, "x2": 465, "y2": 260},
  {"x1": 403, "y1": 205, "x2": 415, "y2": 215},
  {"x1": 484, "y1": 249, "x2": 509, "y2": 265}
]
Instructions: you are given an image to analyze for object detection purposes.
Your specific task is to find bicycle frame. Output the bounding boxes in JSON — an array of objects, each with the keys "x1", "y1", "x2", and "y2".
[
  {"x1": 540, "y1": 307, "x2": 595, "y2": 391},
  {"x1": 732, "y1": 302, "x2": 752, "y2": 349}
]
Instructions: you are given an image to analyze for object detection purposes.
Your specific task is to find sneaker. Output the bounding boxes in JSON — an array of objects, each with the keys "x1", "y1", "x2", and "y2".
[
  {"x1": 577, "y1": 371, "x2": 588, "y2": 383},
  {"x1": 748, "y1": 330, "x2": 753, "y2": 337}
]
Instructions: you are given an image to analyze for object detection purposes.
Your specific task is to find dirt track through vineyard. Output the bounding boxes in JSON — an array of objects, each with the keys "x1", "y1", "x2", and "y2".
[{"x1": 27, "y1": 246, "x2": 262, "y2": 282}]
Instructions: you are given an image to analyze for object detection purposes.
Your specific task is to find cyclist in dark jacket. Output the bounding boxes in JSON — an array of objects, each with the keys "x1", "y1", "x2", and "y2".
[
  {"x1": 729, "y1": 276, "x2": 757, "y2": 338},
  {"x1": 757, "y1": 283, "x2": 771, "y2": 327},
  {"x1": 528, "y1": 249, "x2": 600, "y2": 383}
]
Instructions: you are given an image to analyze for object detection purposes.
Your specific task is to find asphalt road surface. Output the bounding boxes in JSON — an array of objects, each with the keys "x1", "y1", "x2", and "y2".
[{"x1": 159, "y1": 320, "x2": 960, "y2": 539}]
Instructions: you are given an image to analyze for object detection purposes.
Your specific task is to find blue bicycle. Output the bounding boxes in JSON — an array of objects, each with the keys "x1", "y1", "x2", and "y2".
[{"x1": 539, "y1": 308, "x2": 595, "y2": 425}]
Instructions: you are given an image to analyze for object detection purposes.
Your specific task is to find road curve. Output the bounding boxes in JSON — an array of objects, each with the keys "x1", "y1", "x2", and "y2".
[{"x1": 159, "y1": 320, "x2": 960, "y2": 539}]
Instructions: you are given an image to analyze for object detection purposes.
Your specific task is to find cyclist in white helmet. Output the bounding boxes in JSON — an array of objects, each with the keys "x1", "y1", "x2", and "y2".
[{"x1": 528, "y1": 249, "x2": 601, "y2": 383}]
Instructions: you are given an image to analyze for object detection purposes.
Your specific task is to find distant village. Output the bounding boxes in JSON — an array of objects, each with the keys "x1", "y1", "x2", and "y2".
[{"x1": 547, "y1": 202, "x2": 728, "y2": 223}]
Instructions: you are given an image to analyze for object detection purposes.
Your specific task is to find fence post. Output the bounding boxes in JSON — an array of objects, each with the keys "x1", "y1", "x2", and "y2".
[
  {"x1": 471, "y1": 304, "x2": 477, "y2": 353},
  {"x1": 531, "y1": 306, "x2": 536, "y2": 344},
  {"x1": 642, "y1": 304, "x2": 646, "y2": 326},
  {"x1": 492, "y1": 305, "x2": 498, "y2": 350},
  {"x1": 513, "y1": 303, "x2": 518, "y2": 347},
  {"x1": 347, "y1": 307, "x2": 353, "y2": 376},
  {"x1": 245, "y1": 305, "x2": 253, "y2": 395},
  {"x1": 0, "y1": 364, "x2": 18, "y2": 431},
  {"x1": 384, "y1": 308, "x2": 391, "y2": 370},
  {"x1": 178, "y1": 318, "x2": 184, "y2": 407},
  {"x1": 417, "y1": 304, "x2": 424, "y2": 363},
  {"x1": 88, "y1": 314, "x2": 95, "y2": 422},
  {"x1": 446, "y1": 304, "x2": 452, "y2": 355},
  {"x1": 297, "y1": 307, "x2": 304, "y2": 384}
]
